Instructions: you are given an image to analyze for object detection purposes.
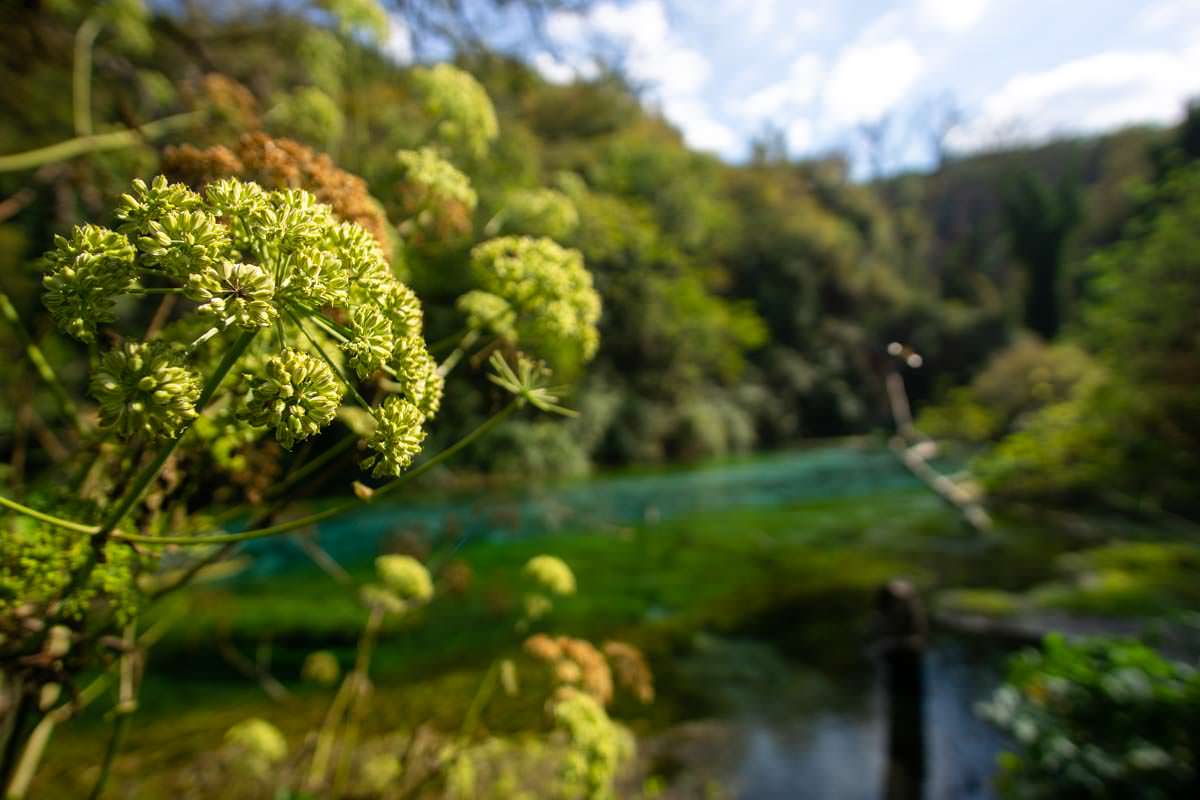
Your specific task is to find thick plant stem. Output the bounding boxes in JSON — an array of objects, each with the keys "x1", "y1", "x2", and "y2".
[
  {"x1": 0, "y1": 112, "x2": 203, "y2": 173},
  {"x1": 0, "y1": 289, "x2": 82, "y2": 434},
  {"x1": 73, "y1": 16, "x2": 102, "y2": 137},
  {"x1": 108, "y1": 400, "x2": 519, "y2": 546}
]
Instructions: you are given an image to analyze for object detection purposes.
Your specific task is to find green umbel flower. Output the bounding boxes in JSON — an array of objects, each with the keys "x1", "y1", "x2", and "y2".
[
  {"x1": 185, "y1": 261, "x2": 277, "y2": 329},
  {"x1": 497, "y1": 188, "x2": 579, "y2": 239},
  {"x1": 523, "y1": 554, "x2": 576, "y2": 595},
  {"x1": 136, "y1": 209, "x2": 230, "y2": 279},
  {"x1": 395, "y1": 147, "x2": 478, "y2": 210},
  {"x1": 42, "y1": 224, "x2": 136, "y2": 341},
  {"x1": 344, "y1": 304, "x2": 395, "y2": 379},
  {"x1": 115, "y1": 176, "x2": 203, "y2": 237},
  {"x1": 90, "y1": 341, "x2": 201, "y2": 439},
  {"x1": 467, "y1": 236, "x2": 601, "y2": 365},
  {"x1": 409, "y1": 64, "x2": 499, "y2": 159},
  {"x1": 456, "y1": 290, "x2": 515, "y2": 340},
  {"x1": 242, "y1": 348, "x2": 343, "y2": 449},
  {"x1": 391, "y1": 337, "x2": 443, "y2": 419},
  {"x1": 330, "y1": 219, "x2": 391, "y2": 290},
  {"x1": 375, "y1": 554, "x2": 433, "y2": 601},
  {"x1": 301, "y1": 650, "x2": 340, "y2": 685},
  {"x1": 362, "y1": 396, "x2": 426, "y2": 477},
  {"x1": 382, "y1": 281, "x2": 423, "y2": 339}
]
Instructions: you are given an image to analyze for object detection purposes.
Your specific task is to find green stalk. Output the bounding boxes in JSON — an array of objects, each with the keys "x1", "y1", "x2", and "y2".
[
  {"x1": 0, "y1": 495, "x2": 99, "y2": 534},
  {"x1": 0, "y1": 112, "x2": 203, "y2": 173},
  {"x1": 0, "y1": 288, "x2": 82, "y2": 433},
  {"x1": 110, "y1": 401, "x2": 518, "y2": 546},
  {"x1": 84, "y1": 716, "x2": 129, "y2": 800},
  {"x1": 73, "y1": 16, "x2": 102, "y2": 137}
]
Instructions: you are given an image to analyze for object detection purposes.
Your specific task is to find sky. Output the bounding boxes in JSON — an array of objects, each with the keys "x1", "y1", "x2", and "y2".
[{"x1": 520, "y1": 0, "x2": 1200, "y2": 173}]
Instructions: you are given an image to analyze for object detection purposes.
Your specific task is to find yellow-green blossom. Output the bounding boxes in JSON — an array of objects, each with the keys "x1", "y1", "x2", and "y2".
[
  {"x1": 91, "y1": 341, "x2": 201, "y2": 439},
  {"x1": 524, "y1": 554, "x2": 576, "y2": 595},
  {"x1": 375, "y1": 554, "x2": 433, "y2": 601}
]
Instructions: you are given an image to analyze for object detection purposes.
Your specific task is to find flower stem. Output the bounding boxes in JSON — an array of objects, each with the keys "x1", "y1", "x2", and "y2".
[
  {"x1": 73, "y1": 16, "x2": 101, "y2": 138},
  {"x1": 0, "y1": 112, "x2": 203, "y2": 173}
]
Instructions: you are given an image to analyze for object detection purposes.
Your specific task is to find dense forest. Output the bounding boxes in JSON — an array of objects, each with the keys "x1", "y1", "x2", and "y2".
[{"x1": 2, "y1": 1, "x2": 1200, "y2": 798}]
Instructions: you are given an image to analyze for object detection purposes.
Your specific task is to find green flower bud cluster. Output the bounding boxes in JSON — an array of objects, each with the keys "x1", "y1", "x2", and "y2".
[
  {"x1": 496, "y1": 188, "x2": 579, "y2": 240},
  {"x1": 241, "y1": 348, "x2": 343, "y2": 450},
  {"x1": 466, "y1": 236, "x2": 602, "y2": 366},
  {"x1": 375, "y1": 554, "x2": 433, "y2": 601},
  {"x1": 395, "y1": 147, "x2": 478, "y2": 210},
  {"x1": 265, "y1": 86, "x2": 346, "y2": 146},
  {"x1": 391, "y1": 335, "x2": 443, "y2": 419},
  {"x1": 362, "y1": 396, "x2": 426, "y2": 477},
  {"x1": 185, "y1": 261, "x2": 277, "y2": 329},
  {"x1": 91, "y1": 341, "x2": 202, "y2": 439},
  {"x1": 455, "y1": 290, "x2": 516, "y2": 340},
  {"x1": 224, "y1": 718, "x2": 288, "y2": 777},
  {"x1": 41, "y1": 225, "x2": 137, "y2": 341},
  {"x1": 316, "y1": 0, "x2": 390, "y2": 43},
  {"x1": 552, "y1": 688, "x2": 634, "y2": 800},
  {"x1": 524, "y1": 554, "x2": 576, "y2": 596},
  {"x1": 0, "y1": 517, "x2": 140, "y2": 628},
  {"x1": 409, "y1": 64, "x2": 499, "y2": 160},
  {"x1": 41, "y1": 175, "x2": 442, "y2": 472},
  {"x1": 391, "y1": 147, "x2": 477, "y2": 243}
]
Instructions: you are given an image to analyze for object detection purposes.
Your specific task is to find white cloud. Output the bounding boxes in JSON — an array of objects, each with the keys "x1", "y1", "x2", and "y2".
[
  {"x1": 1137, "y1": 0, "x2": 1200, "y2": 35},
  {"x1": 949, "y1": 45, "x2": 1200, "y2": 151},
  {"x1": 540, "y1": 0, "x2": 738, "y2": 156},
  {"x1": 918, "y1": 0, "x2": 989, "y2": 33},
  {"x1": 531, "y1": 52, "x2": 577, "y2": 85},
  {"x1": 740, "y1": 54, "x2": 823, "y2": 121},
  {"x1": 662, "y1": 97, "x2": 740, "y2": 154},
  {"x1": 824, "y1": 40, "x2": 924, "y2": 125},
  {"x1": 786, "y1": 118, "x2": 815, "y2": 153},
  {"x1": 381, "y1": 15, "x2": 413, "y2": 64}
]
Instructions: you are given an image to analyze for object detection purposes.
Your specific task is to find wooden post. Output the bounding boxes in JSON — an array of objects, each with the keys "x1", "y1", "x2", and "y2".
[{"x1": 874, "y1": 579, "x2": 927, "y2": 800}]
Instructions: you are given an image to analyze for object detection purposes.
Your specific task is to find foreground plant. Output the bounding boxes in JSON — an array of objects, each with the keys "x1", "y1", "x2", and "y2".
[{"x1": 0, "y1": 168, "x2": 592, "y2": 796}]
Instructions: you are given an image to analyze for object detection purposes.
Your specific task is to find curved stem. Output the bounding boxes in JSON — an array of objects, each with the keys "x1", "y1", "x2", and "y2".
[
  {"x1": 110, "y1": 401, "x2": 518, "y2": 546},
  {"x1": 73, "y1": 16, "x2": 102, "y2": 138},
  {"x1": 0, "y1": 112, "x2": 203, "y2": 173},
  {"x1": 0, "y1": 494, "x2": 99, "y2": 534}
]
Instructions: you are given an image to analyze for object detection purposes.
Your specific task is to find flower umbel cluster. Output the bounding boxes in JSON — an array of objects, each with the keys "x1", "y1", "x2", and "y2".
[
  {"x1": 465, "y1": 236, "x2": 601, "y2": 368},
  {"x1": 409, "y1": 64, "x2": 499, "y2": 160},
  {"x1": 41, "y1": 175, "x2": 440, "y2": 472},
  {"x1": 242, "y1": 349, "x2": 343, "y2": 449},
  {"x1": 391, "y1": 147, "x2": 477, "y2": 243},
  {"x1": 91, "y1": 341, "x2": 202, "y2": 439}
]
